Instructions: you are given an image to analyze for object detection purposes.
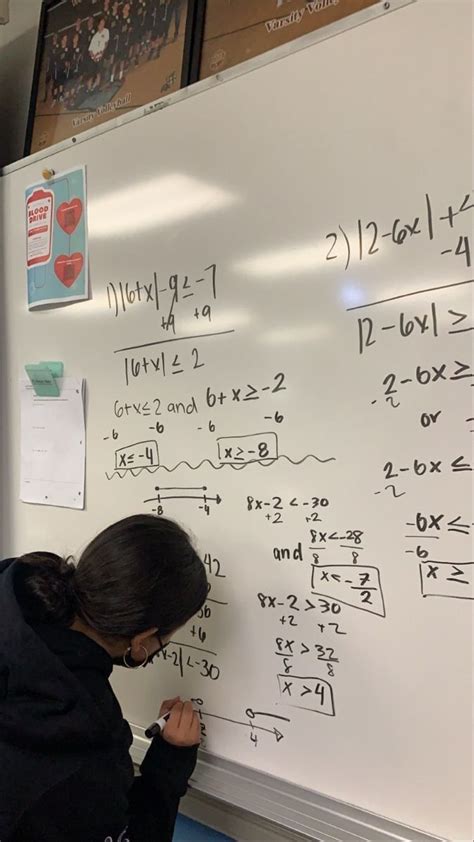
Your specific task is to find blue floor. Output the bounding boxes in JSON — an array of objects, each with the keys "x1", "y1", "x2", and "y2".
[{"x1": 174, "y1": 814, "x2": 235, "y2": 841}]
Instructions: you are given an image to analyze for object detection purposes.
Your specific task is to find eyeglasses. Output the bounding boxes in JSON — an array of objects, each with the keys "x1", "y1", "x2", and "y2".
[{"x1": 148, "y1": 633, "x2": 169, "y2": 664}]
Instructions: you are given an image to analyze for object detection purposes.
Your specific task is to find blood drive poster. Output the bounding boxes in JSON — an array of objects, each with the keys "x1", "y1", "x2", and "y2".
[{"x1": 25, "y1": 166, "x2": 89, "y2": 309}]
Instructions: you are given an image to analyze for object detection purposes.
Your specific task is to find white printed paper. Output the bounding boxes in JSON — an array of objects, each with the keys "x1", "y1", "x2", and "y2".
[{"x1": 20, "y1": 378, "x2": 85, "y2": 509}]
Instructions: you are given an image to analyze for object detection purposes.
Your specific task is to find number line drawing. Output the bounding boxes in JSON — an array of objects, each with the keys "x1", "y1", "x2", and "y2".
[
  {"x1": 193, "y1": 710, "x2": 286, "y2": 740},
  {"x1": 144, "y1": 494, "x2": 222, "y2": 503}
]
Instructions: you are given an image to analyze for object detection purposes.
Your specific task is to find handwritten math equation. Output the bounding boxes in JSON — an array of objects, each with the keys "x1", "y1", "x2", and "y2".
[
  {"x1": 324, "y1": 190, "x2": 473, "y2": 271},
  {"x1": 356, "y1": 301, "x2": 473, "y2": 356},
  {"x1": 154, "y1": 550, "x2": 229, "y2": 693},
  {"x1": 96, "y1": 181, "x2": 473, "y2": 754},
  {"x1": 102, "y1": 360, "x2": 325, "y2": 480},
  {"x1": 106, "y1": 263, "x2": 217, "y2": 334},
  {"x1": 121, "y1": 345, "x2": 206, "y2": 386},
  {"x1": 404, "y1": 509, "x2": 473, "y2": 600},
  {"x1": 373, "y1": 359, "x2": 472, "y2": 412},
  {"x1": 249, "y1": 493, "x2": 386, "y2": 717}
]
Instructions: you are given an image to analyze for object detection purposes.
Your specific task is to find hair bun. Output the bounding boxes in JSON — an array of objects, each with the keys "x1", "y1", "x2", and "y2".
[{"x1": 17, "y1": 552, "x2": 77, "y2": 626}]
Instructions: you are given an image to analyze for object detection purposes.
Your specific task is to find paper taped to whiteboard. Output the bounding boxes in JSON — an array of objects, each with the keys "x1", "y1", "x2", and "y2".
[{"x1": 20, "y1": 378, "x2": 85, "y2": 509}]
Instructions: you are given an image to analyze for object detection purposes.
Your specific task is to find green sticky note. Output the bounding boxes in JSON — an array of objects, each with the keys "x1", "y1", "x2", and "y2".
[
  {"x1": 39, "y1": 361, "x2": 64, "y2": 379},
  {"x1": 25, "y1": 364, "x2": 60, "y2": 397}
]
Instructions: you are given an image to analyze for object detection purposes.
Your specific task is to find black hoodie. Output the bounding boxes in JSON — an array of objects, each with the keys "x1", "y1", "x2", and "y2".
[{"x1": 0, "y1": 559, "x2": 198, "y2": 842}]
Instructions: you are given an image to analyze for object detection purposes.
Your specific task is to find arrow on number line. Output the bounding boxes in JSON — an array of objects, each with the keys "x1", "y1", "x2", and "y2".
[{"x1": 196, "y1": 710, "x2": 286, "y2": 741}]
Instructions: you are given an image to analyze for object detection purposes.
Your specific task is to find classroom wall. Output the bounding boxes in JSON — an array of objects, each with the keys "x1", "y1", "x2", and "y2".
[{"x1": 0, "y1": 0, "x2": 43, "y2": 168}]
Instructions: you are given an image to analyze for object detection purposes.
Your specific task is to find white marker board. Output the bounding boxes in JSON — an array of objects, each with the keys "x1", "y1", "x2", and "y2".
[{"x1": 0, "y1": 1, "x2": 472, "y2": 839}]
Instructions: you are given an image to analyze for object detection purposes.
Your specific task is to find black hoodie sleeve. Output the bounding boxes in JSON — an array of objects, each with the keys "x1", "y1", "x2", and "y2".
[
  {"x1": 11, "y1": 740, "x2": 198, "y2": 842},
  {"x1": 128, "y1": 738, "x2": 198, "y2": 841}
]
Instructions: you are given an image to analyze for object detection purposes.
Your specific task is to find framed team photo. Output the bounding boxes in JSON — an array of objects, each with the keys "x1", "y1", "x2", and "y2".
[
  {"x1": 199, "y1": 0, "x2": 379, "y2": 79},
  {"x1": 25, "y1": 0, "x2": 203, "y2": 156}
]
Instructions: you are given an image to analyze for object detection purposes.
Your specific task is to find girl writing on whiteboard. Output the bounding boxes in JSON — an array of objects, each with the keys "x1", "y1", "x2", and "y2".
[{"x1": 0, "y1": 515, "x2": 207, "y2": 842}]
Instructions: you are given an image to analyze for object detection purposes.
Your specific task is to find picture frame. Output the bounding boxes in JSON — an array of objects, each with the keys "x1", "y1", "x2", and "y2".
[
  {"x1": 198, "y1": 0, "x2": 379, "y2": 80},
  {"x1": 25, "y1": 0, "x2": 205, "y2": 157}
]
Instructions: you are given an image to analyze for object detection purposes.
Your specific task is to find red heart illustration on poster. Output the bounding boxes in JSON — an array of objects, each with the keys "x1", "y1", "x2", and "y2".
[
  {"x1": 54, "y1": 252, "x2": 84, "y2": 287},
  {"x1": 56, "y1": 198, "x2": 83, "y2": 235}
]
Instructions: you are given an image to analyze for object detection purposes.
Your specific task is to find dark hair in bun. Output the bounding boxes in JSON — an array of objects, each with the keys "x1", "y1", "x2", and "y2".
[
  {"x1": 16, "y1": 552, "x2": 77, "y2": 626},
  {"x1": 15, "y1": 515, "x2": 208, "y2": 639}
]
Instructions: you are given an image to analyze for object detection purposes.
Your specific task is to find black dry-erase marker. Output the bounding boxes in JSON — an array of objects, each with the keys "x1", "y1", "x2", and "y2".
[{"x1": 145, "y1": 711, "x2": 170, "y2": 739}]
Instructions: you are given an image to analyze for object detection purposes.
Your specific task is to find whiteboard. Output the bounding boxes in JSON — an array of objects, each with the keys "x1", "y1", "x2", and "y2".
[{"x1": 1, "y1": 1, "x2": 472, "y2": 839}]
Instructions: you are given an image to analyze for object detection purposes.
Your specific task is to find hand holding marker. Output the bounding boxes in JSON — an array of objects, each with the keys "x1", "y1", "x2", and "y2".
[
  {"x1": 145, "y1": 711, "x2": 171, "y2": 739},
  {"x1": 146, "y1": 697, "x2": 201, "y2": 746}
]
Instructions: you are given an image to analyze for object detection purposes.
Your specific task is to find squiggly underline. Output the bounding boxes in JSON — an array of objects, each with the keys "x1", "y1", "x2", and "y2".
[{"x1": 105, "y1": 453, "x2": 336, "y2": 480}]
